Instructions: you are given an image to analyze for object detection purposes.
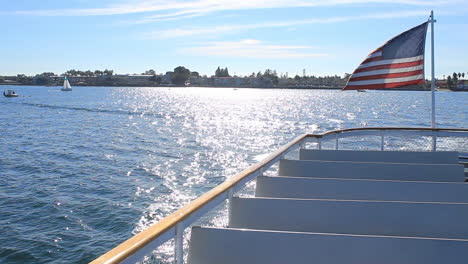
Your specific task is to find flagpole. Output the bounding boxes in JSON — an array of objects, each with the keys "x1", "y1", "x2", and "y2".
[{"x1": 430, "y1": 10, "x2": 436, "y2": 128}]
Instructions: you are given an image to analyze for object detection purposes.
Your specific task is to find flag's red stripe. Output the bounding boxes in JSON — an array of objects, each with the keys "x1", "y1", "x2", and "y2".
[
  {"x1": 353, "y1": 59, "x2": 423, "y2": 74},
  {"x1": 361, "y1": 56, "x2": 383, "y2": 64},
  {"x1": 343, "y1": 79, "x2": 424, "y2": 90},
  {"x1": 349, "y1": 70, "x2": 424, "y2": 82}
]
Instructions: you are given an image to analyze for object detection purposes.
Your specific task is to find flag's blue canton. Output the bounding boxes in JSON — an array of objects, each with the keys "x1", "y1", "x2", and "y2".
[{"x1": 382, "y1": 22, "x2": 428, "y2": 60}]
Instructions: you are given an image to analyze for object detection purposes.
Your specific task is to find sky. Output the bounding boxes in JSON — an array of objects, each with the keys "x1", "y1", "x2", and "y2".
[{"x1": 1, "y1": 0, "x2": 467, "y2": 78}]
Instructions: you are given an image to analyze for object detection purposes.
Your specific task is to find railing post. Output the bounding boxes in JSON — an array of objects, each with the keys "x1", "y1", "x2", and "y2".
[
  {"x1": 380, "y1": 130, "x2": 385, "y2": 151},
  {"x1": 300, "y1": 140, "x2": 306, "y2": 150},
  {"x1": 175, "y1": 223, "x2": 184, "y2": 264},
  {"x1": 318, "y1": 138, "x2": 322, "y2": 150},
  {"x1": 227, "y1": 188, "x2": 234, "y2": 227},
  {"x1": 432, "y1": 131, "x2": 437, "y2": 152},
  {"x1": 335, "y1": 133, "x2": 339, "y2": 150}
]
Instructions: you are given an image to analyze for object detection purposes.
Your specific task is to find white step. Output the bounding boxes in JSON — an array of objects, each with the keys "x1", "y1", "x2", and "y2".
[
  {"x1": 188, "y1": 227, "x2": 468, "y2": 264},
  {"x1": 279, "y1": 159, "x2": 465, "y2": 182},
  {"x1": 256, "y1": 176, "x2": 468, "y2": 202},
  {"x1": 229, "y1": 197, "x2": 468, "y2": 239},
  {"x1": 300, "y1": 149, "x2": 459, "y2": 164}
]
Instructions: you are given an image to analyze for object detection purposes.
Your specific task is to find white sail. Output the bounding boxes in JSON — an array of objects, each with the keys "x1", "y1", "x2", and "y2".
[
  {"x1": 62, "y1": 77, "x2": 72, "y2": 91},
  {"x1": 64, "y1": 79, "x2": 71, "y2": 89}
]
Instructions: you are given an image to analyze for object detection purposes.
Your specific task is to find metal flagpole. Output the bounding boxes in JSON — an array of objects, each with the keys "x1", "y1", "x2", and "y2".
[{"x1": 430, "y1": 10, "x2": 436, "y2": 128}]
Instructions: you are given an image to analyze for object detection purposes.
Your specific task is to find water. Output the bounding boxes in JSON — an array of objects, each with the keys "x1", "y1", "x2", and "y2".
[{"x1": 0, "y1": 86, "x2": 467, "y2": 263}]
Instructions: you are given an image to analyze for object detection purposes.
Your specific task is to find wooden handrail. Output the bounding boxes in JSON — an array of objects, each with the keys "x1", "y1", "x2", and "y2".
[
  {"x1": 91, "y1": 127, "x2": 468, "y2": 264},
  {"x1": 91, "y1": 133, "x2": 308, "y2": 264}
]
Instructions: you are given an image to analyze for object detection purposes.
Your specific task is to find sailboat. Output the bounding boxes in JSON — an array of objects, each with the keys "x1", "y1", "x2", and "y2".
[{"x1": 61, "y1": 77, "x2": 72, "y2": 91}]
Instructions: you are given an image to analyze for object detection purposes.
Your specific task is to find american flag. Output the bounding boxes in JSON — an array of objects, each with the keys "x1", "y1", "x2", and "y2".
[{"x1": 343, "y1": 22, "x2": 428, "y2": 90}]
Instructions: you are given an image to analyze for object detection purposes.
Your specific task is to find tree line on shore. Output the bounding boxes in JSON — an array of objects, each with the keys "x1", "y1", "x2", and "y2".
[
  {"x1": 445, "y1": 72, "x2": 467, "y2": 88},
  {"x1": 0, "y1": 66, "x2": 350, "y2": 87},
  {"x1": 2, "y1": 66, "x2": 466, "y2": 88},
  {"x1": 152, "y1": 66, "x2": 347, "y2": 86}
]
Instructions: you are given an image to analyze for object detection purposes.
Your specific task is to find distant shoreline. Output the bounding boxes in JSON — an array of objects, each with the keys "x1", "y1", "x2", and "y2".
[
  {"x1": 0, "y1": 83, "x2": 343, "y2": 89},
  {"x1": 1, "y1": 83, "x2": 464, "y2": 91}
]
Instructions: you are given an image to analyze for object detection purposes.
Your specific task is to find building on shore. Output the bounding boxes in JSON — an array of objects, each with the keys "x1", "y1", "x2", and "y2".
[
  {"x1": 436, "y1": 79, "x2": 468, "y2": 91},
  {"x1": 455, "y1": 80, "x2": 468, "y2": 91},
  {"x1": 46, "y1": 74, "x2": 158, "y2": 86}
]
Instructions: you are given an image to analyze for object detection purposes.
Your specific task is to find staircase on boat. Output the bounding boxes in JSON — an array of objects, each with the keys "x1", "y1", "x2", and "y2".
[
  {"x1": 90, "y1": 128, "x2": 468, "y2": 264},
  {"x1": 189, "y1": 149, "x2": 468, "y2": 264}
]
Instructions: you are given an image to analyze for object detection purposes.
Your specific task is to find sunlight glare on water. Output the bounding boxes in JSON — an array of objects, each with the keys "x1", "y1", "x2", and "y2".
[{"x1": 0, "y1": 86, "x2": 466, "y2": 263}]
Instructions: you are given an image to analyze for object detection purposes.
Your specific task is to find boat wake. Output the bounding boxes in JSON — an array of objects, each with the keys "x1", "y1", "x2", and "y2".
[{"x1": 6, "y1": 102, "x2": 166, "y2": 117}]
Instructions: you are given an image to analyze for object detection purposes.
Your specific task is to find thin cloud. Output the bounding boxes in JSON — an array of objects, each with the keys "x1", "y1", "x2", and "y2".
[
  {"x1": 128, "y1": 9, "x2": 209, "y2": 23},
  {"x1": 181, "y1": 39, "x2": 328, "y2": 58},
  {"x1": 145, "y1": 10, "x2": 431, "y2": 39},
  {"x1": 12, "y1": 0, "x2": 451, "y2": 17},
  {"x1": 144, "y1": 25, "x2": 253, "y2": 39}
]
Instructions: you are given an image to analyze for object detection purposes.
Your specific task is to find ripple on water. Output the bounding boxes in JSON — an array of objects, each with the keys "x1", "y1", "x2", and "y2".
[{"x1": 0, "y1": 87, "x2": 467, "y2": 263}]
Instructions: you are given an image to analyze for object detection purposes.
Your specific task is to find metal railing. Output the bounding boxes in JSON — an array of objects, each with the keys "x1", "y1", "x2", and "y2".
[{"x1": 91, "y1": 127, "x2": 468, "y2": 264}]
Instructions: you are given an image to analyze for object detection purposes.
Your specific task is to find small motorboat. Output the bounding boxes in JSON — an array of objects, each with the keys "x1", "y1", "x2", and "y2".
[{"x1": 3, "y1": 89, "x2": 19, "y2": 97}]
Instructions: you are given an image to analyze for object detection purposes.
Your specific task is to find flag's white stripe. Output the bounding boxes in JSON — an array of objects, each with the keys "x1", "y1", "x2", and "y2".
[
  {"x1": 351, "y1": 65, "x2": 424, "y2": 78},
  {"x1": 347, "y1": 74, "x2": 424, "y2": 86},
  {"x1": 366, "y1": 51, "x2": 382, "y2": 59},
  {"x1": 357, "y1": 55, "x2": 424, "y2": 69}
]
